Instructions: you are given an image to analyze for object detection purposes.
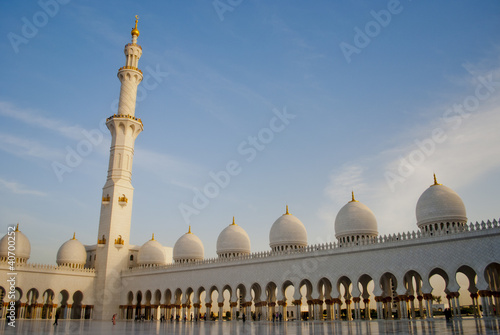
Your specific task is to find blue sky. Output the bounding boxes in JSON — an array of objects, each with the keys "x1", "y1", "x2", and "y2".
[{"x1": 1, "y1": 1, "x2": 499, "y2": 264}]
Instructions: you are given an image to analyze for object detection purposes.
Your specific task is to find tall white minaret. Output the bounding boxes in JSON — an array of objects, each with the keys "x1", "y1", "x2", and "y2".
[{"x1": 93, "y1": 16, "x2": 143, "y2": 320}]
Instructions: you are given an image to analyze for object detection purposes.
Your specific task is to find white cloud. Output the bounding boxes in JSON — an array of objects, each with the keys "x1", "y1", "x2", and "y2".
[{"x1": 0, "y1": 178, "x2": 47, "y2": 196}]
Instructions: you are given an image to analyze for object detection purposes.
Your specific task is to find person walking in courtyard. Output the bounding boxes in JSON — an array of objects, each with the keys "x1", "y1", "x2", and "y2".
[
  {"x1": 53, "y1": 309, "x2": 59, "y2": 326},
  {"x1": 112, "y1": 313, "x2": 116, "y2": 325}
]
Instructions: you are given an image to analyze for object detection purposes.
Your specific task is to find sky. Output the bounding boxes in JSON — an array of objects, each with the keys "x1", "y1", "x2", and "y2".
[{"x1": 1, "y1": 1, "x2": 499, "y2": 266}]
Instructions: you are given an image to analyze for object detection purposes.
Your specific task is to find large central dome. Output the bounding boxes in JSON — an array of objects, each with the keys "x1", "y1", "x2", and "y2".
[
  {"x1": 416, "y1": 175, "x2": 467, "y2": 231},
  {"x1": 0, "y1": 224, "x2": 31, "y2": 264},
  {"x1": 335, "y1": 193, "x2": 378, "y2": 243},
  {"x1": 56, "y1": 233, "x2": 87, "y2": 268},
  {"x1": 217, "y1": 217, "x2": 251, "y2": 258},
  {"x1": 173, "y1": 227, "x2": 204, "y2": 263},
  {"x1": 269, "y1": 206, "x2": 307, "y2": 252},
  {"x1": 137, "y1": 234, "x2": 167, "y2": 266}
]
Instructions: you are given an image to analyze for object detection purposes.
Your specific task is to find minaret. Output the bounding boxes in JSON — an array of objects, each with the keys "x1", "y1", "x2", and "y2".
[{"x1": 94, "y1": 16, "x2": 144, "y2": 320}]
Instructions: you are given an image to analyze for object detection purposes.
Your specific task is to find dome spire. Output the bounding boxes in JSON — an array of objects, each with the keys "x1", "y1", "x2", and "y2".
[
  {"x1": 72, "y1": 232, "x2": 76, "y2": 240},
  {"x1": 350, "y1": 191, "x2": 358, "y2": 203},
  {"x1": 232, "y1": 216, "x2": 236, "y2": 225},
  {"x1": 285, "y1": 205, "x2": 291, "y2": 215},
  {"x1": 188, "y1": 226, "x2": 192, "y2": 234},
  {"x1": 151, "y1": 233, "x2": 155, "y2": 241},
  {"x1": 15, "y1": 223, "x2": 19, "y2": 232},
  {"x1": 131, "y1": 15, "x2": 140, "y2": 37},
  {"x1": 432, "y1": 173, "x2": 442, "y2": 186}
]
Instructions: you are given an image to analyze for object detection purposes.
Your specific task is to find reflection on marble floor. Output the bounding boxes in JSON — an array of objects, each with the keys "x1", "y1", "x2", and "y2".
[{"x1": 2, "y1": 318, "x2": 500, "y2": 335}]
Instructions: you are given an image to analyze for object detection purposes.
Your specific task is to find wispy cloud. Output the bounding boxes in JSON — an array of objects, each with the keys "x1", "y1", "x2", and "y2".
[
  {"x1": 0, "y1": 132, "x2": 63, "y2": 161},
  {"x1": 134, "y1": 148, "x2": 203, "y2": 188},
  {"x1": 0, "y1": 101, "x2": 85, "y2": 140},
  {"x1": 0, "y1": 178, "x2": 47, "y2": 196}
]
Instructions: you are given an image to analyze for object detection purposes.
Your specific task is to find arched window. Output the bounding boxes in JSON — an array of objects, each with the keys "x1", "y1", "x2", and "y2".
[{"x1": 130, "y1": 255, "x2": 134, "y2": 261}]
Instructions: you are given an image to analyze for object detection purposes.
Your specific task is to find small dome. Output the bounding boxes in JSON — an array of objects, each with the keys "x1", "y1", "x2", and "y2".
[
  {"x1": 269, "y1": 206, "x2": 307, "y2": 251},
  {"x1": 173, "y1": 227, "x2": 204, "y2": 263},
  {"x1": 335, "y1": 193, "x2": 378, "y2": 241},
  {"x1": 216, "y1": 217, "x2": 251, "y2": 257},
  {"x1": 0, "y1": 224, "x2": 31, "y2": 263},
  {"x1": 56, "y1": 233, "x2": 87, "y2": 268},
  {"x1": 416, "y1": 175, "x2": 467, "y2": 229},
  {"x1": 137, "y1": 234, "x2": 167, "y2": 266}
]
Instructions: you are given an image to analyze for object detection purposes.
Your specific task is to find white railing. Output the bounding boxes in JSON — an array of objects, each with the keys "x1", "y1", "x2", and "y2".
[{"x1": 0, "y1": 262, "x2": 96, "y2": 274}]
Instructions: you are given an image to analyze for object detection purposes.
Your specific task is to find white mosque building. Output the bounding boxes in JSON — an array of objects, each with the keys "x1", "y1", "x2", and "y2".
[{"x1": 0, "y1": 18, "x2": 499, "y2": 323}]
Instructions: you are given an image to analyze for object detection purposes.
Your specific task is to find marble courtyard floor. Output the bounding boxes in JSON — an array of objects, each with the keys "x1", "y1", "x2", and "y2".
[{"x1": 1, "y1": 318, "x2": 499, "y2": 335}]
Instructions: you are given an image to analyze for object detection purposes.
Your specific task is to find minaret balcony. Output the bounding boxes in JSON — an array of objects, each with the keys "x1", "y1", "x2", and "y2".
[
  {"x1": 106, "y1": 114, "x2": 143, "y2": 126},
  {"x1": 118, "y1": 65, "x2": 143, "y2": 74},
  {"x1": 118, "y1": 195, "x2": 128, "y2": 206}
]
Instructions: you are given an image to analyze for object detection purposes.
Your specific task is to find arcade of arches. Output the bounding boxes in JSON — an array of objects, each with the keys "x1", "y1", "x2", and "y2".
[
  {"x1": 119, "y1": 263, "x2": 500, "y2": 321},
  {"x1": 0, "y1": 287, "x2": 92, "y2": 320}
]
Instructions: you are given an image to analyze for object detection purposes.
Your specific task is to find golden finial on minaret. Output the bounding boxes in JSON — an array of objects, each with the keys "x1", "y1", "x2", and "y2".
[
  {"x1": 350, "y1": 191, "x2": 358, "y2": 203},
  {"x1": 232, "y1": 216, "x2": 236, "y2": 225},
  {"x1": 72, "y1": 232, "x2": 76, "y2": 240},
  {"x1": 285, "y1": 205, "x2": 290, "y2": 215},
  {"x1": 15, "y1": 223, "x2": 19, "y2": 232},
  {"x1": 131, "y1": 15, "x2": 140, "y2": 37},
  {"x1": 188, "y1": 226, "x2": 192, "y2": 234},
  {"x1": 151, "y1": 233, "x2": 155, "y2": 240},
  {"x1": 432, "y1": 173, "x2": 442, "y2": 186}
]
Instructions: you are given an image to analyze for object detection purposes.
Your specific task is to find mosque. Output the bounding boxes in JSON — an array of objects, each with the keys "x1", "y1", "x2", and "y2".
[{"x1": 0, "y1": 18, "x2": 499, "y2": 323}]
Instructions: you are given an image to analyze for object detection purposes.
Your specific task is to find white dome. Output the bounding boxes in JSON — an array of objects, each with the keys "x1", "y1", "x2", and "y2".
[
  {"x1": 416, "y1": 178, "x2": 467, "y2": 228},
  {"x1": 216, "y1": 218, "x2": 251, "y2": 257},
  {"x1": 56, "y1": 234, "x2": 87, "y2": 267},
  {"x1": 137, "y1": 234, "x2": 167, "y2": 266},
  {"x1": 269, "y1": 207, "x2": 307, "y2": 251},
  {"x1": 0, "y1": 224, "x2": 31, "y2": 263},
  {"x1": 173, "y1": 227, "x2": 204, "y2": 262},
  {"x1": 335, "y1": 195, "x2": 378, "y2": 240}
]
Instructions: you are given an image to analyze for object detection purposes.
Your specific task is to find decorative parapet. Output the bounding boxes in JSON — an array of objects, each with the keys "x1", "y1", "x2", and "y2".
[
  {"x1": 0, "y1": 262, "x2": 96, "y2": 274},
  {"x1": 114, "y1": 235, "x2": 125, "y2": 248},
  {"x1": 97, "y1": 235, "x2": 106, "y2": 246},
  {"x1": 123, "y1": 218, "x2": 500, "y2": 274},
  {"x1": 102, "y1": 194, "x2": 110, "y2": 204},
  {"x1": 118, "y1": 195, "x2": 128, "y2": 205}
]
